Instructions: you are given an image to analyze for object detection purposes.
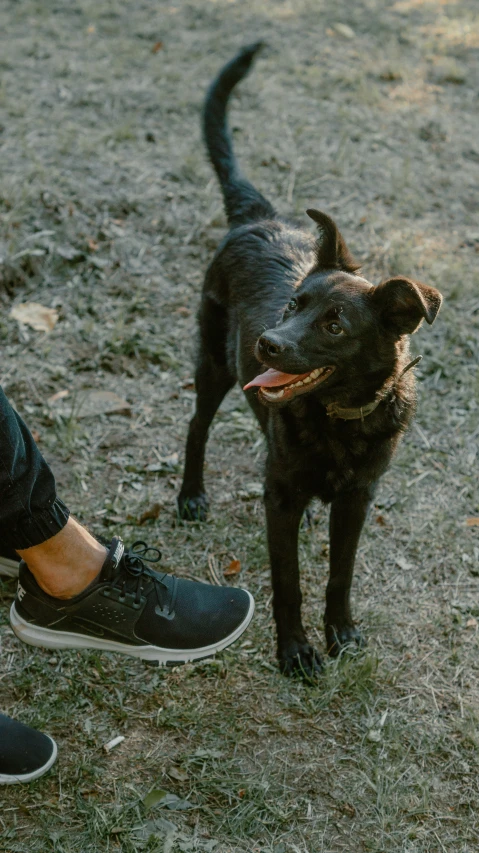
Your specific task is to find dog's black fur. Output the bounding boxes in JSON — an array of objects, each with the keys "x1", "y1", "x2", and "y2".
[{"x1": 178, "y1": 44, "x2": 442, "y2": 678}]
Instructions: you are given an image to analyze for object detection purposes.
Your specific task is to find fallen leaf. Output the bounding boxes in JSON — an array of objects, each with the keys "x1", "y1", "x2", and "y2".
[
  {"x1": 396, "y1": 556, "x2": 414, "y2": 571},
  {"x1": 10, "y1": 302, "x2": 59, "y2": 333},
  {"x1": 375, "y1": 515, "x2": 387, "y2": 526},
  {"x1": 138, "y1": 502, "x2": 161, "y2": 525},
  {"x1": 224, "y1": 559, "x2": 241, "y2": 577},
  {"x1": 194, "y1": 748, "x2": 224, "y2": 759},
  {"x1": 143, "y1": 789, "x2": 194, "y2": 811},
  {"x1": 143, "y1": 789, "x2": 169, "y2": 809},
  {"x1": 466, "y1": 518, "x2": 479, "y2": 527},
  {"x1": 333, "y1": 23, "x2": 355, "y2": 39},
  {"x1": 238, "y1": 482, "x2": 263, "y2": 500},
  {"x1": 367, "y1": 729, "x2": 381, "y2": 742},
  {"x1": 152, "y1": 41, "x2": 163, "y2": 53},
  {"x1": 90, "y1": 256, "x2": 109, "y2": 269},
  {"x1": 87, "y1": 238, "x2": 99, "y2": 251},
  {"x1": 466, "y1": 617, "x2": 478, "y2": 629},
  {"x1": 48, "y1": 389, "x2": 69, "y2": 404},
  {"x1": 162, "y1": 794, "x2": 195, "y2": 811},
  {"x1": 168, "y1": 766, "x2": 189, "y2": 783},
  {"x1": 132, "y1": 817, "x2": 176, "y2": 842},
  {"x1": 56, "y1": 244, "x2": 84, "y2": 262},
  {"x1": 11, "y1": 247, "x2": 46, "y2": 260},
  {"x1": 175, "y1": 306, "x2": 191, "y2": 316},
  {"x1": 146, "y1": 452, "x2": 179, "y2": 473},
  {"x1": 31, "y1": 429, "x2": 41, "y2": 442}
]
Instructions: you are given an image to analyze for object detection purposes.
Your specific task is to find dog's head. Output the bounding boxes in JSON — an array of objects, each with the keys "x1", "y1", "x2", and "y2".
[{"x1": 246, "y1": 209, "x2": 442, "y2": 407}]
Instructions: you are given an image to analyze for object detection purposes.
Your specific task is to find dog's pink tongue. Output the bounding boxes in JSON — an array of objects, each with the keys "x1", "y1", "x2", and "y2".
[{"x1": 244, "y1": 368, "x2": 307, "y2": 390}]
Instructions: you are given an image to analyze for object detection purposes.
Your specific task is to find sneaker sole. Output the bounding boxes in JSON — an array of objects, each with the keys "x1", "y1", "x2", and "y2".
[
  {"x1": 0, "y1": 556, "x2": 20, "y2": 579},
  {"x1": 0, "y1": 736, "x2": 57, "y2": 785},
  {"x1": 9, "y1": 592, "x2": 255, "y2": 664}
]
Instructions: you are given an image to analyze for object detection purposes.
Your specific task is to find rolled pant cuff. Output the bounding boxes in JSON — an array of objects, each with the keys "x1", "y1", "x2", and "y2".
[{"x1": 0, "y1": 498, "x2": 70, "y2": 551}]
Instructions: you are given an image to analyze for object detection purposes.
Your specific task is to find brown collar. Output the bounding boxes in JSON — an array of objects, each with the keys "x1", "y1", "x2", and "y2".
[{"x1": 325, "y1": 356, "x2": 422, "y2": 422}]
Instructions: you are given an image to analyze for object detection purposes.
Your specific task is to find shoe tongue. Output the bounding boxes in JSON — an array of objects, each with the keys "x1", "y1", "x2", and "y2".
[
  {"x1": 243, "y1": 368, "x2": 310, "y2": 390},
  {"x1": 100, "y1": 537, "x2": 125, "y2": 580}
]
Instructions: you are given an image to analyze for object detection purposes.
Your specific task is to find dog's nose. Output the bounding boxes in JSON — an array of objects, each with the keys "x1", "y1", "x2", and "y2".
[{"x1": 257, "y1": 333, "x2": 285, "y2": 359}]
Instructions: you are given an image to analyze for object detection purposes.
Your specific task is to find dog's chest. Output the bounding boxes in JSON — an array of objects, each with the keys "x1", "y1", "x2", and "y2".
[
  {"x1": 269, "y1": 410, "x2": 380, "y2": 502},
  {"x1": 296, "y1": 442, "x2": 361, "y2": 501}
]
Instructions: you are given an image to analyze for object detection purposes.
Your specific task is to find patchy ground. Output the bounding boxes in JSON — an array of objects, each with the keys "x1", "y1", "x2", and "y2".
[{"x1": 0, "y1": 1, "x2": 478, "y2": 851}]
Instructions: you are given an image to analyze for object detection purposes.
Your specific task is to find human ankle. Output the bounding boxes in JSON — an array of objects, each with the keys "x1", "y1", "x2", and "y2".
[{"x1": 17, "y1": 518, "x2": 106, "y2": 600}]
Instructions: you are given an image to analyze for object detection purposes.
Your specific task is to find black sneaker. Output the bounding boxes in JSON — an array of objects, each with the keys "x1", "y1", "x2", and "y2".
[
  {"x1": 0, "y1": 714, "x2": 57, "y2": 784},
  {"x1": 10, "y1": 538, "x2": 254, "y2": 665},
  {"x1": 0, "y1": 545, "x2": 20, "y2": 579}
]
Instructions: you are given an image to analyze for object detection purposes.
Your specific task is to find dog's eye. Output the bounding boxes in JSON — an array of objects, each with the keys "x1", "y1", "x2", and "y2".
[
  {"x1": 287, "y1": 298, "x2": 297, "y2": 311},
  {"x1": 326, "y1": 322, "x2": 343, "y2": 336}
]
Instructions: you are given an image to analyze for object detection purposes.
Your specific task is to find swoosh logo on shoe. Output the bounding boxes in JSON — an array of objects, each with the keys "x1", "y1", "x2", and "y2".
[{"x1": 155, "y1": 605, "x2": 175, "y2": 621}]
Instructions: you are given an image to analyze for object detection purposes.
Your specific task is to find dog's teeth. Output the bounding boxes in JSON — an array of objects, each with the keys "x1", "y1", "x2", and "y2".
[
  {"x1": 263, "y1": 388, "x2": 284, "y2": 400},
  {"x1": 261, "y1": 366, "x2": 333, "y2": 401}
]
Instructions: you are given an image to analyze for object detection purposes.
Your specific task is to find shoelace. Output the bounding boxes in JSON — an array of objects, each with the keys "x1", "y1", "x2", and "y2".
[{"x1": 112, "y1": 540, "x2": 173, "y2": 612}]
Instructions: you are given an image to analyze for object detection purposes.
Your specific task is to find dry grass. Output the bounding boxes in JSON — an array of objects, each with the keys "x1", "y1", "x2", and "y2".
[{"x1": 1, "y1": 0, "x2": 478, "y2": 851}]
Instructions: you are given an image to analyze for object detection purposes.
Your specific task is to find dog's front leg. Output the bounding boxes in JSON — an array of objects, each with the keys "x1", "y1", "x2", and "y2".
[
  {"x1": 178, "y1": 349, "x2": 235, "y2": 521},
  {"x1": 265, "y1": 476, "x2": 321, "y2": 679},
  {"x1": 325, "y1": 486, "x2": 375, "y2": 656}
]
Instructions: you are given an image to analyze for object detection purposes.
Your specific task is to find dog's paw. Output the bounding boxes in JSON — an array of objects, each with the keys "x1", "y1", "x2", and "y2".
[
  {"x1": 279, "y1": 642, "x2": 323, "y2": 681},
  {"x1": 325, "y1": 623, "x2": 365, "y2": 658},
  {"x1": 177, "y1": 493, "x2": 209, "y2": 522}
]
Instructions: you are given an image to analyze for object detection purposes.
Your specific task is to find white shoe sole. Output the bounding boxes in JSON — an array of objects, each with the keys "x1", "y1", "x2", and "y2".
[
  {"x1": 0, "y1": 736, "x2": 57, "y2": 785},
  {"x1": 9, "y1": 592, "x2": 255, "y2": 664},
  {"x1": 0, "y1": 556, "x2": 19, "y2": 579}
]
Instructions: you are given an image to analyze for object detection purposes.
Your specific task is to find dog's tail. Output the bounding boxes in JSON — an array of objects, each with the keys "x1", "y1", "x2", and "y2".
[{"x1": 203, "y1": 43, "x2": 276, "y2": 228}]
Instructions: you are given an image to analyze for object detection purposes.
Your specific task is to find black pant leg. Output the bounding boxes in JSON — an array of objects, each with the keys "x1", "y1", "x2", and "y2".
[{"x1": 0, "y1": 387, "x2": 69, "y2": 550}]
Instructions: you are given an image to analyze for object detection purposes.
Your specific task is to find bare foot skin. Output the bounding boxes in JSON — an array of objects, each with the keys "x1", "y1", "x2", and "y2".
[{"x1": 16, "y1": 517, "x2": 106, "y2": 600}]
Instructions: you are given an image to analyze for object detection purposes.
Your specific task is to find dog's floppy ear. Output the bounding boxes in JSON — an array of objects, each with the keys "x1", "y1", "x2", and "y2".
[
  {"x1": 306, "y1": 208, "x2": 360, "y2": 274},
  {"x1": 371, "y1": 276, "x2": 442, "y2": 335}
]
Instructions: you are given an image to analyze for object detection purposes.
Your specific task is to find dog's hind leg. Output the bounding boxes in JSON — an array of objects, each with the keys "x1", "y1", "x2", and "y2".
[
  {"x1": 178, "y1": 297, "x2": 235, "y2": 521},
  {"x1": 324, "y1": 486, "x2": 375, "y2": 656}
]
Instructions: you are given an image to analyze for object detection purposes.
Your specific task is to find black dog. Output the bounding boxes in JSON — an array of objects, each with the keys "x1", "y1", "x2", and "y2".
[{"x1": 178, "y1": 44, "x2": 442, "y2": 678}]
